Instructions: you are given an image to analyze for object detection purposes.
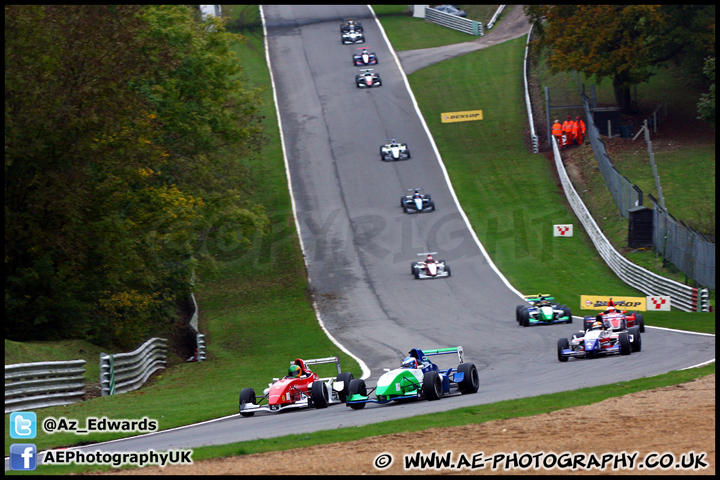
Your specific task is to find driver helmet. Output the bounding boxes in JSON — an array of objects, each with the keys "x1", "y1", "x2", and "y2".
[
  {"x1": 288, "y1": 364, "x2": 301, "y2": 378},
  {"x1": 413, "y1": 190, "x2": 421, "y2": 197},
  {"x1": 401, "y1": 357, "x2": 418, "y2": 369},
  {"x1": 426, "y1": 254, "x2": 434, "y2": 263},
  {"x1": 606, "y1": 306, "x2": 616, "y2": 313},
  {"x1": 591, "y1": 320, "x2": 603, "y2": 330}
]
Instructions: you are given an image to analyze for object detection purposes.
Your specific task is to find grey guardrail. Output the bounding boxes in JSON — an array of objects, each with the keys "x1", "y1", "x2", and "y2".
[
  {"x1": 551, "y1": 137, "x2": 709, "y2": 311},
  {"x1": 100, "y1": 337, "x2": 167, "y2": 396},
  {"x1": 188, "y1": 292, "x2": 206, "y2": 362},
  {"x1": 5, "y1": 360, "x2": 86, "y2": 414},
  {"x1": 523, "y1": 24, "x2": 539, "y2": 153},
  {"x1": 424, "y1": 7, "x2": 483, "y2": 36},
  {"x1": 486, "y1": 5, "x2": 505, "y2": 29}
]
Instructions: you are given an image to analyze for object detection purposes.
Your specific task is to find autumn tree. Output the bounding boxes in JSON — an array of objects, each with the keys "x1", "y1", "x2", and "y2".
[
  {"x1": 5, "y1": 5, "x2": 266, "y2": 348},
  {"x1": 525, "y1": 5, "x2": 716, "y2": 114}
]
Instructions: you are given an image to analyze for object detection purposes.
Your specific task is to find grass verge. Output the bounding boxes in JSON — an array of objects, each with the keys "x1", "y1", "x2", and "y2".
[{"x1": 28, "y1": 363, "x2": 715, "y2": 473}]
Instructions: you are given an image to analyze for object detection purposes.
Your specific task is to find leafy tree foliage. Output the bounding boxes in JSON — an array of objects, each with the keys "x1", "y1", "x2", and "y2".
[
  {"x1": 697, "y1": 56, "x2": 715, "y2": 126},
  {"x1": 5, "y1": 6, "x2": 266, "y2": 348},
  {"x1": 525, "y1": 5, "x2": 716, "y2": 114}
]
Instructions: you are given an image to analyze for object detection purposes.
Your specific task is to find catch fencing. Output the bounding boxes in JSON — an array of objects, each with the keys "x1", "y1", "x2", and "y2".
[
  {"x1": 581, "y1": 93, "x2": 715, "y2": 290},
  {"x1": 5, "y1": 360, "x2": 86, "y2": 413},
  {"x1": 550, "y1": 137, "x2": 709, "y2": 311},
  {"x1": 651, "y1": 198, "x2": 715, "y2": 290},
  {"x1": 423, "y1": 7, "x2": 483, "y2": 36},
  {"x1": 100, "y1": 337, "x2": 167, "y2": 396},
  {"x1": 523, "y1": 54, "x2": 710, "y2": 308},
  {"x1": 581, "y1": 93, "x2": 643, "y2": 218}
]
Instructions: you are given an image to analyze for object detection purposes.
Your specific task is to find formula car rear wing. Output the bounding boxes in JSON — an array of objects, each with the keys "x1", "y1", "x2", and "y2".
[
  {"x1": 411, "y1": 346, "x2": 464, "y2": 364},
  {"x1": 525, "y1": 293, "x2": 553, "y2": 302},
  {"x1": 294, "y1": 356, "x2": 341, "y2": 375}
]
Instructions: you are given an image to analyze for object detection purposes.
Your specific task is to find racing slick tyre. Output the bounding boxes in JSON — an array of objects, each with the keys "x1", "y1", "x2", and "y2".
[
  {"x1": 557, "y1": 338, "x2": 570, "y2": 362},
  {"x1": 311, "y1": 381, "x2": 330, "y2": 409},
  {"x1": 430, "y1": 201, "x2": 435, "y2": 211},
  {"x1": 401, "y1": 197, "x2": 406, "y2": 207},
  {"x1": 618, "y1": 331, "x2": 632, "y2": 356},
  {"x1": 519, "y1": 307, "x2": 530, "y2": 327},
  {"x1": 561, "y1": 305, "x2": 572, "y2": 323},
  {"x1": 629, "y1": 327, "x2": 642, "y2": 352},
  {"x1": 423, "y1": 371, "x2": 443, "y2": 401},
  {"x1": 239, "y1": 388, "x2": 256, "y2": 417},
  {"x1": 633, "y1": 313, "x2": 645, "y2": 333},
  {"x1": 444, "y1": 264, "x2": 451, "y2": 277},
  {"x1": 411, "y1": 262, "x2": 419, "y2": 275},
  {"x1": 335, "y1": 372, "x2": 354, "y2": 402},
  {"x1": 457, "y1": 363, "x2": 480, "y2": 394},
  {"x1": 516, "y1": 305, "x2": 526, "y2": 324},
  {"x1": 414, "y1": 268, "x2": 420, "y2": 279},
  {"x1": 348, "y1": 378, "x2": 367, "y2": 410}
]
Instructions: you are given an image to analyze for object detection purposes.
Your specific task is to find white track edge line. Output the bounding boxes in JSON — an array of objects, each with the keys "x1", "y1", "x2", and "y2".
[{"x1": 260, "y1": 6, "x2": 371, "y2": 380}]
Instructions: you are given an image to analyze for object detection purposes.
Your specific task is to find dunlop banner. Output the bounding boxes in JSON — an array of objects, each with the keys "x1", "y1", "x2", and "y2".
[
  {"x1": 441, "y1": 110, "x2": 483, "y2": 123},
  {"x1": 580, "y1": 296, "x2": 646, "y2": 311}
]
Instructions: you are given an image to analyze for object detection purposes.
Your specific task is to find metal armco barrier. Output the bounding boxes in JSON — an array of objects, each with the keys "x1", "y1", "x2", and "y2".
[
  {"x1": 424, "y1": 7, "x2": 483, "y2": 36},
  {"x1": 188, "y1": 292, "x2": 206, "y2": 362},
  {"x1": 523, "y1": 24, "x2": 539, "y2": 153},
  {"x1": 5, "y1": 360, "x2": 86, "y2": 413},
  {"x1": 551, "y1": 137, "x2": 709, "y2": 311},
  {"x1": 100, "y1": 338, "x2": 167, "y2": 396},
  {"x1": 487, "y1": 5, "x2": 505, "y2": 29}
]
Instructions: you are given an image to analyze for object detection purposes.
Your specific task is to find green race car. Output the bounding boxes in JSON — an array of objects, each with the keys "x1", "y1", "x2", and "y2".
[
  {"x1": 346, "y1": 346, "x2": 479, "y2": 409},
  {"x1": 516, "y1": 294, "x2": 572, "y2": 327}
]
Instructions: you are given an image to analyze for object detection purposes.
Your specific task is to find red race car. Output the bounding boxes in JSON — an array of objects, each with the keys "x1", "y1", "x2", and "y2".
[
  {"x1": 239, "y1": 356, "x2": 355, "y2": 417},
  {"x1": 583, "y1": 298, "x2": 645, "y2": 333}
]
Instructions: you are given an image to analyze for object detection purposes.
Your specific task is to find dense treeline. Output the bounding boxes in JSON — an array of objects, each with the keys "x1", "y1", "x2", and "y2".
[
  {"x1": 525, "y1": 5, "x2": 715, "y2": 116},
  {"x1": 5, "y1": 5, "x2": 267, "y2": 348}
]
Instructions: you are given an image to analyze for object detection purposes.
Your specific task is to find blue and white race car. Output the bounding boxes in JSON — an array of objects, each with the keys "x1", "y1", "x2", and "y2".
[
  {"x1": 557, "y1": 317, "x2": 641, "y2": 362},
  {"x1": 346, "y1": 346, "x2": 479, "y2": 409},
  {"x1": 401, "y1": 188, "x2": 435, "y2": 213}
]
